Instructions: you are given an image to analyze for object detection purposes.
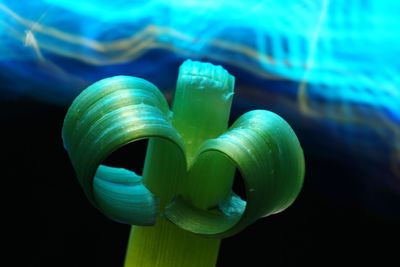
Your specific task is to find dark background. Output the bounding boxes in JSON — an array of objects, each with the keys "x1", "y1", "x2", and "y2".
[{"x1": 4, "y1": 92, "x2": 399, "y2": 267}]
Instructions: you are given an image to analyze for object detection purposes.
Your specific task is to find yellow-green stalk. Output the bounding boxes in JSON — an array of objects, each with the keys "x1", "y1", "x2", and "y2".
[{"x1": 125, "y1": 61, "x2": 235, "y2": 267}]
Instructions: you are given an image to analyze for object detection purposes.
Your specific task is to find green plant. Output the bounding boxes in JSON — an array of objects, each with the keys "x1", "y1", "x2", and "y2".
[{"x1": 62, "y1": 60, "x2": 305, "y2": 267}]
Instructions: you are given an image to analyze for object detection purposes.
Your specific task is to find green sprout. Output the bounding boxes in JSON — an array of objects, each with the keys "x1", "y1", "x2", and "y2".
[{"x1": 62, "y1": 60, "x2": 305, "y2": 267}]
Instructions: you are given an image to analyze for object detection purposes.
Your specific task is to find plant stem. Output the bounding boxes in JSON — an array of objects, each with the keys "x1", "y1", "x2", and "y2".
[{"x1": 124, "y1": 61, "x2": 235, "y2": 267}]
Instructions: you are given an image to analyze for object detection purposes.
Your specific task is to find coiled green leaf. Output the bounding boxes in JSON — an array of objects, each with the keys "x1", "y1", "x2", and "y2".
[
  {"x1": 165, "y1": 110, "x2": 304, "y2": 238},
  {"x1": 62, "y1": 76, "x2": 185, "y2": 225}
]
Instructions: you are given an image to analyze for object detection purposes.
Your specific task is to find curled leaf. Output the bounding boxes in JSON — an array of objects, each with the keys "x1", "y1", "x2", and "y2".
[
  {"x1": 62, "y1": 76, "x2": 184, "y2": 225},
  {"x1": 165, "y1": 110, "x2": 304, "y2": 238}
]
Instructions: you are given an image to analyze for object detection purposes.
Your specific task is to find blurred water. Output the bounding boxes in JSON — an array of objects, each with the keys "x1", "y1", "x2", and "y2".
[{"x1": 1, "y1": 0, "x2": 399, "y2": 216}]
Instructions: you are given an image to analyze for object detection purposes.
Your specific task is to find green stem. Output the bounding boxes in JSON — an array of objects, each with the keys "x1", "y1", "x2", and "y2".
[{"x1": 124, "y1": 61, "x2": 235, "y2": 267}]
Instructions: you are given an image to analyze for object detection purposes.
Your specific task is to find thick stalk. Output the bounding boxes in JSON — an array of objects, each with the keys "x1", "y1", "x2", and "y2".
[{"x1": 124, "y1": 61, "x2": 235, "y2": 267}]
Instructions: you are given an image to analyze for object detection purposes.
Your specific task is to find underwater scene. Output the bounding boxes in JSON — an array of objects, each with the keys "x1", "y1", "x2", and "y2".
[{"x1": 2, "y1": 1, "x2": 399, "y2": 266}]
